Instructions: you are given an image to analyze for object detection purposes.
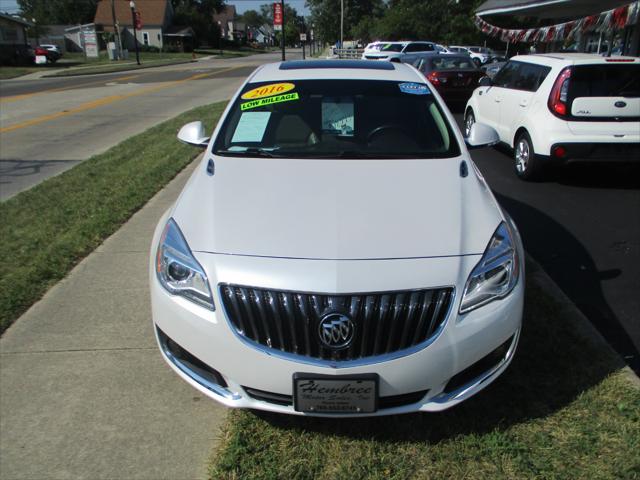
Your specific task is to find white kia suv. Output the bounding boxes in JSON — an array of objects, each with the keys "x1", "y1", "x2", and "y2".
[
  {"x1": 464, "y1": 53, "x2": 640, "y2": 180},
  {"x1": 150, "y1": 60, "x2": 524, "y2": 417}
]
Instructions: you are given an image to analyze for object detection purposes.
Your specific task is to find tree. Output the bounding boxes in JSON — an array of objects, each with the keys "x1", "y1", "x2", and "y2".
[
  {"x1": 307, "y1": 0, "x2": 386, "y2": 44},
  {"x1": 172, "y1": 0, "x2": 225, "y2": 47},
  {"x1": 239, "y1": 9, "x2": 265, "y2": 29},
  {"x1": 18, "y1": 0, "x2": 98, "y2": 24}
]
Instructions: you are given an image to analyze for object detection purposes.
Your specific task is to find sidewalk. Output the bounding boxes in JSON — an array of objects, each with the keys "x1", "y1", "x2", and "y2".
[{"x1": 0, "y1": 160, "x2": 226, "y2": 480}]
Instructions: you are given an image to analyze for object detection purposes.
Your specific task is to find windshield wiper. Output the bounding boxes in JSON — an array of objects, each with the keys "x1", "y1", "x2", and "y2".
[{"x1": 215, "y1": 148, "x2": 280, "y2": 158}]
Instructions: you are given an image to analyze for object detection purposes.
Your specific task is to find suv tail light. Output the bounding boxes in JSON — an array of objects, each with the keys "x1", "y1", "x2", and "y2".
[
  {"x1": 427, "y1": 71, "x2": 441, "y2": 85},
  {"x1": 548, "y1": 67, "x2": 572, "y2": 118}
]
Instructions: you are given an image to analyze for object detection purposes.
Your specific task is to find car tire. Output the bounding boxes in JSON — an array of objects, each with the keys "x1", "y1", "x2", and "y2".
[
  {"x1": 464, "y1": 110, "x2": 475, "y2": 137},
  {"x1": 514, "y1": 131, "x2": 543, "y2": 181}
]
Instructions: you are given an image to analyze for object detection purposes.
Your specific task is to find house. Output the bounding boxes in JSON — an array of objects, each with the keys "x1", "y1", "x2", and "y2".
[
  {"x1": 94, "y1": 0, "x2": 173, "y2": 50},
  {"x1": 0, "y1": 12, "x2": 33, "y2": 64},
  {"x1": 213, "y1": 5, "x2": 236, "y2": 42}
]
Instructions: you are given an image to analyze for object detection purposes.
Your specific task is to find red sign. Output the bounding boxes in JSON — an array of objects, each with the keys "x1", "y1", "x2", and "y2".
[
  {"x1": 135, "y1": 11, "x2": 142, "y2": 30},
  {"x1": 273, "y1": 3, "x2": 282, "y2": 26}
]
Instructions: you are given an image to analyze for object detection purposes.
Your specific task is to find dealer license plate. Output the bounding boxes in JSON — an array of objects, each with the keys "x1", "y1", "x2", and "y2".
[{"x1": 293, "y1": 373, "x2": 378, "y2": 414}]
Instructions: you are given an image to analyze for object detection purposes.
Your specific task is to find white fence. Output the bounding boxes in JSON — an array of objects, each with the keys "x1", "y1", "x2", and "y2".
[{"x1": 328, "y1": 48, "x2": 365, "y2": 59}]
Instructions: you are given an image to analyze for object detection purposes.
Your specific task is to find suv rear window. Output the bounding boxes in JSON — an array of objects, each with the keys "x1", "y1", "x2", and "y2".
[
  {"x1": 214, "y1": 79, "x2": 460, "y2": 159},
  {"x1": 569, "y1": 64, "x2": 640, "y2": 98}
]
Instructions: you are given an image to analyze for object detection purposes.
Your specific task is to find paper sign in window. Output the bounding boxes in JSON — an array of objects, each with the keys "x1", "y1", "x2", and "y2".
[
  {"x1": 322, "y1": 98, "x2": 354, "y2": 136},
  {"x1": 231, "y1": 112, "x2": 271, "y2": 143}
]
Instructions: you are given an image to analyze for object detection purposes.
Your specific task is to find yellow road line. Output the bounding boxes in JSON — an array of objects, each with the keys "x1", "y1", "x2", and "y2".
[
  {"x1": 0, "y1": 66, "x2": 245, "y2": 134},
  {"x1": 0, "y1": 74, "x2": 142, "y2": 104}
]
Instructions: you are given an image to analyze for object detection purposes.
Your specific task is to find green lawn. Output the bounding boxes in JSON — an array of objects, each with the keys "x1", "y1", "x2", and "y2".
[
  {"x1": 209, "y1": 267, "x2": 640, "y2": 479},
  {"x1": 0, "y1": 101, "x2": 227, "y2": 333}
]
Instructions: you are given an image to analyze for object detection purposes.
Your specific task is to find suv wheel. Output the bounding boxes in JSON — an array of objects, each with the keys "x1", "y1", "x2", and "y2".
[
  {"x1": 464, "y1": 110, "x2": 475, "y2": 137},
  {"x1": 514, "y1": 131, "x2": 543, "y2": 181}
]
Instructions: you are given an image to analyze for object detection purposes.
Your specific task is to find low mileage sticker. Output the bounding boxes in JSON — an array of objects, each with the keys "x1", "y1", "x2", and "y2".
[
  {"x1": 241, "y1": 82, "x2": 296, "y2": 100},
  {"x1": 241, "y1": 92, "x2": 300, "y2": 111}
]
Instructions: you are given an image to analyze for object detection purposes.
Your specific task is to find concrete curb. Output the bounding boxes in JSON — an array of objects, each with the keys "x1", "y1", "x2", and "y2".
[{"x1": 526, "y1": 254, "x2": 640, "y2": 388}]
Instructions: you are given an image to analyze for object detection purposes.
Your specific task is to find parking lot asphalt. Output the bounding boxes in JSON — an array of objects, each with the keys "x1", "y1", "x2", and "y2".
[
  {"x1": 0, "y1": 159, "x2": 229, "y2": 480},
  {"x1": 462, "y1": 115, "x2": 640, "y2": 373}
]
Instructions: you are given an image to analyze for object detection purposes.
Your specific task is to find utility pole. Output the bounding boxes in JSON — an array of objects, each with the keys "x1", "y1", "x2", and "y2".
[
  {"x1": 301, "y1": 16, "x2": 305, "y2": 60},
  {"x1": 110, "y1": 0, "x2": 123, "y2": 59},
  {"x1": 281, "y1": 0, "x2": 285, "y2": 61},
  {"x1": 130, "y1": 1, "x2": 140, "y2": 65},
  {"x1": 340, "y1": 0, "x2": 343, "y2": 50}
]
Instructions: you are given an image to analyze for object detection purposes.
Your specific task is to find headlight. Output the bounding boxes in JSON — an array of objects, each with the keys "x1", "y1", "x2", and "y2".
[
  {"x1": 460, "y1": 222, "x2": 519, "y2": 313},
  {"x1": 155, "y1": 218, "x2": 215, "y2": 310}
]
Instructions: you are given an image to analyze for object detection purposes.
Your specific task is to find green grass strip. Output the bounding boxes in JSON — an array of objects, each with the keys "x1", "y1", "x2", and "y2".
[
  {"x1": 209, "y1": 268, "x2": 640, "y2": 479},
  {"x1": 0, "y1": 101, "x2": 227, "y2": 333}
]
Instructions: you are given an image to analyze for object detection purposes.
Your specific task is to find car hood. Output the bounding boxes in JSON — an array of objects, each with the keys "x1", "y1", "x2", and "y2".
[{"x1": 172, "y1": 156, "x2": 503, "y2": 260}]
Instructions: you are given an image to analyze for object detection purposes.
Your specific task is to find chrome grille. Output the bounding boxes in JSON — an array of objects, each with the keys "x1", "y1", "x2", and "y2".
[{"x1": 220, "y1": 285, "x2": 453, "y2": 362}]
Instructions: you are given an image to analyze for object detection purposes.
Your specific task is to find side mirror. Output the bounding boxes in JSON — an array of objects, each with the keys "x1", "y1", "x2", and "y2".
[
  {"x1": 177, "y1": 121, "x2": 209, "y2": 147},
  {"x1": 465, "y1": 122, "x2": 499, "y2": 149},
  {"x1": 478, "y1": 76, "x2": 492, "y2": 87}
]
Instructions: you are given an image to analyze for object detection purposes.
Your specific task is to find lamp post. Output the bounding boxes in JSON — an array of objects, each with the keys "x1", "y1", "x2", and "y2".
[
  {"x1": 129, "y1": 1, "x2": 140, "y2": 65},
  {"x1": 32, "y1": 18, "x2": 39, "y2": 45}
]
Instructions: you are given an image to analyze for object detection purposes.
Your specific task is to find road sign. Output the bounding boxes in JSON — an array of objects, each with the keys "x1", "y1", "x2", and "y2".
[
  {"x1": 300, "y1": 33, "x2": 307, "y2": 41},
  {"x1": 273, "y1": 3, "x2": 282, "y2": 31}
]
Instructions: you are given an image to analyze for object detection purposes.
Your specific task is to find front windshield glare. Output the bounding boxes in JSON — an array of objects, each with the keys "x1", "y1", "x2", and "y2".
[{"x1": 213, "y1": 79, "x2": 460, "y2": 159}]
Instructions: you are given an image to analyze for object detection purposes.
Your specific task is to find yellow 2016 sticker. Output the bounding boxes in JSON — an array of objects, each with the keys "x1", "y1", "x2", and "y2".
[
  {"x1": 241, "y1": 82, "x2": 295, "y2": 100},
  {"x1": 241, "y1": 92, "x2": 300, "y2": 111}
]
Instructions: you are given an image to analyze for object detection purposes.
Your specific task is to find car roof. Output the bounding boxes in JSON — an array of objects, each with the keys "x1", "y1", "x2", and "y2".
[
  {"x1": 248, "y1": 60, "x2": 425, "y2": 83},
  {"x1": 511, "y1": 53, "x2": 640, "y2": 66}
]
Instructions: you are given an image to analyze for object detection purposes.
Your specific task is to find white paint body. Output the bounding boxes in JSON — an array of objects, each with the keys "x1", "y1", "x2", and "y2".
[{"x1": 150, "y1": 61, "x2": 525, "y2": 416}]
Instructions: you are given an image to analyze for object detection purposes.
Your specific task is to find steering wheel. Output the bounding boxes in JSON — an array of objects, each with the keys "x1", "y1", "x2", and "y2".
[{"x1": 367, "y1": 124, "x2": 406, "y2": 143}]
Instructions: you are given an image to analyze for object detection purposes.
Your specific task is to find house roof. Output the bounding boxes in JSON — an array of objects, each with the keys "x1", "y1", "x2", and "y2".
[
  {"x1": 94, "y1": 0, "x2": 169, "y2": 27},
  {"x1": 164, "y1": 25, "x2": 194, "y2": 36},
  {"x1": 213, "y1": 5, "x2": 236, "y2": 24},
  {"x1": 476, "y1": 0, "x2": 632, "y2": 18},
  {"x1": 0, "y1": 12, "x2": 33, "y2": 27}
]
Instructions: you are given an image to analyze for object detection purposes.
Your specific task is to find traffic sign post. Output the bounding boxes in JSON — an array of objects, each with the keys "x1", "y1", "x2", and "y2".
[{"x1": 274, "y1": 1, "x2": 284, "y2": 61}]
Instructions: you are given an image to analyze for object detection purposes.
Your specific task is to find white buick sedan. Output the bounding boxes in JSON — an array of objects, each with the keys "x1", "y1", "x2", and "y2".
[{"x1": 150, "y1": 60, "x2": 524, "y2": 417}]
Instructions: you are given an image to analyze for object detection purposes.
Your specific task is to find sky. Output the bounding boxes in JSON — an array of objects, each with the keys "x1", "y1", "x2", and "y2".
[{"x1": 0, "y1": 0, "x2": 309, "y2": 16}]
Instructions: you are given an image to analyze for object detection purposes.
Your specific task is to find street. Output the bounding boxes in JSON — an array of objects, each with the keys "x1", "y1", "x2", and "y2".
[{"x1": 0, "y1": 51, "x2": 301, "y2": 200}]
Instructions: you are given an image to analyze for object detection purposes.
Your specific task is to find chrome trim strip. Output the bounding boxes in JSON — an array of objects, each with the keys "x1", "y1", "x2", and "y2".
[
  {"x1": 430, "y1": 329, "x2": 520, "y2": 405},
  {"x1": 157, "y1": 329, "x2": 241, "y2": 400},
  {"x1": 195, "y1": 251, "x2": 482, "y2": 261},
  {"x1": 217, "y1": 284, "x2": 456, "y2": 369}
]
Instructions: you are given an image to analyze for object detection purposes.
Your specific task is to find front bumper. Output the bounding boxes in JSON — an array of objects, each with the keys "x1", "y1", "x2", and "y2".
[{"x1": 150, "y1": 249, "x2": 525, "y2": 417}]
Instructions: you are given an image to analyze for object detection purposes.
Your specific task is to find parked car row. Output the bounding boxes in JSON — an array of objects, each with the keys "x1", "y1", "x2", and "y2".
[{"x1": 363, "y1": 41, "x2": 506, "y2": 66}]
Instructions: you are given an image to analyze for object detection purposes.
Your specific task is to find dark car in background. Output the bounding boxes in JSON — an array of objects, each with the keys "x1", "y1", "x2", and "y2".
[{"x1": 413, "y1": 54, "x2": 486, "y2": 108}]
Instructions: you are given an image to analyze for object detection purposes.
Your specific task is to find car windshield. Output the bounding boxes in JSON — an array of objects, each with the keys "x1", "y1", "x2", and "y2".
[
  {"x1": 431, "y1": 56, "x2": 477, "y2": 70},
  {"x1": 213, "y1": 79, "x2": 460, "y2": 159},
  {"x1": 381, "y1": 43, "x2": 404, "y2": 52}
]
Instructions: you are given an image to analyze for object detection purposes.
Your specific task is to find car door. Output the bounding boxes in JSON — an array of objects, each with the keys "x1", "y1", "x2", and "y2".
[
  {"x1": 497, "y1": 62, "x2": 551, "y2": 142},
  {"x1": 474, "y1": 61, "x2": 519, "y2": 132}
]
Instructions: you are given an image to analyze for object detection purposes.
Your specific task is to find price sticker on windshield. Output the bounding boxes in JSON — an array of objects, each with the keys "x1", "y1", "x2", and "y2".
[{"x1": 241, "y1": 83, "x2": 296, "y2": 100}]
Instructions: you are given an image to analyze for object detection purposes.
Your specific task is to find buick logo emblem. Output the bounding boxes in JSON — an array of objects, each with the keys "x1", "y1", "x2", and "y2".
[{"x1": 318, "y1": 313, "x2": 354, "y2": 349}]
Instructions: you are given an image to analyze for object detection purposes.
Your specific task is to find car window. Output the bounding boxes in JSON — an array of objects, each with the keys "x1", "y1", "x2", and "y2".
[
  {"x1": 214, "y1": 80, "x2": 461, "y2": 159},
  {"x1": 492, "y1": 61, "x2": 520, "y2": 88},
  {"x1": 569, "y1": 64, "x2": 640, "y2": 98},
  {"x1": 405, "y1": 43, "x2": 434, "y2": 53},
  {"x1": 431, "y1": 56, "x2": 476, "y2": 70},
  {"x1": 512, "y1": 63, "x2": 552, "y2": 92},
  {"x1": 382, "y1": 43, "x2": 404, "y2": 52}
]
